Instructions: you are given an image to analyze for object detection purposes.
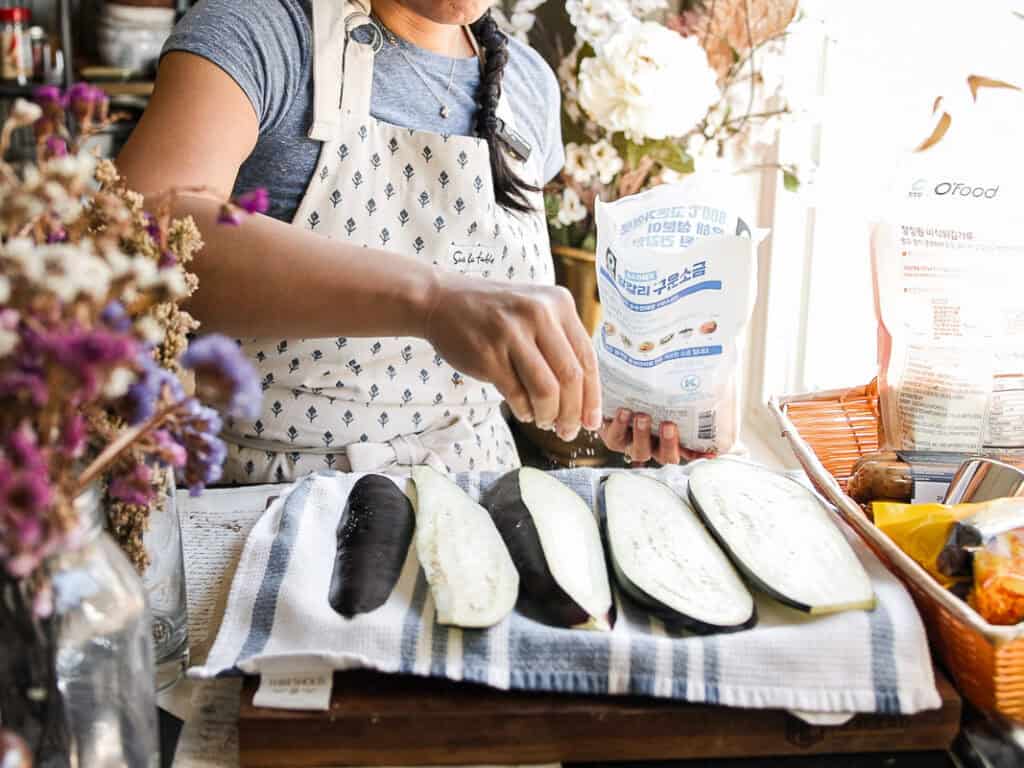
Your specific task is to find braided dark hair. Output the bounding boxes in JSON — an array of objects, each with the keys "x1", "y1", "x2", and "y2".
[{"x1": 469, "y1": 11, "x2": 538, "y2": 214}]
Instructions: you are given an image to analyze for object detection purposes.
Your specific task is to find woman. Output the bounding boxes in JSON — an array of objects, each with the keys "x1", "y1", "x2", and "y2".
[{"x1": 118, "y1": 0, "x2": 684, "y2": 482}]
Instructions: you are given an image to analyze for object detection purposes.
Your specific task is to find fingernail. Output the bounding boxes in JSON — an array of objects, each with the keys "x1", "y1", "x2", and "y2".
[
  {"x1": 537, "y1": 421, "x2": 554, "y2": 432},
  {"x1": 519, "y1": 410, "x2": 534, "y2": 424},
  {"x1": 636, "y1": 414, "x2": 650, "y2": 428},
  {"x1": 617, "y1": 409, "x2": 632, "y2": 424},
  {"x1": 586, "y1": 408, "x2": 602, "y2": 431},
  {"x1": 558, "y1": 425, "x2": 581, "y2": 442},
  {"x1": 663, "y1": 422, "x2": 677, "y2": 437}
]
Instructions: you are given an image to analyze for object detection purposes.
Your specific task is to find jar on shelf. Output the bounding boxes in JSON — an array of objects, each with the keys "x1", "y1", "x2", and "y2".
[{"x1": 1, "y1": 7, "x2": 31, "y2": 84}]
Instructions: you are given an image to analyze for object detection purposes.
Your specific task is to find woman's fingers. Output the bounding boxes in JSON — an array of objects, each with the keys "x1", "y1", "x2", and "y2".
[
  {"x1": 492, "y1": 353, "x2": 533, "y2": 424},
  {"x1": 557, "y1": 294, "x2": 602, "y2": 432},
  {"x1": 509, "y1": 340, "x2": 561, "y2": 430},
  {"x1": 656, "y1": 421, "x2": 681, "y2": 465},
  {"x1": 600, "y1": 409, "x2": 632, "y2": 451},
  {"x1": 535, "y1": 323, "x2": 583, "y2": 442},
  {"x1": 630, "y1": 413, "x2": 654, "y2": 465}
]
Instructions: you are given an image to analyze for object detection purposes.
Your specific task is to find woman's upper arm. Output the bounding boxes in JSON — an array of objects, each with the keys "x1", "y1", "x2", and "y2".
[{"x1": 116, "y1": 51, "x2": 259, "y2": 200}]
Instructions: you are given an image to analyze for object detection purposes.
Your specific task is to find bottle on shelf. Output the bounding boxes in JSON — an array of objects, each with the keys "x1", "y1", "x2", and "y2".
[{"x1": 0, "y1": 7, "x2": 31, "y2": 84}]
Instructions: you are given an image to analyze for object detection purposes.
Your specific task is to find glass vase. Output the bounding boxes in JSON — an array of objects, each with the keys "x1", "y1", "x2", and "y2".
[
  {"x1": 141, "y1": 468, "x2": 190, "y2": 691},
  {"x1": 48, "y1": 484, "x2": 160, "y2": 768}
]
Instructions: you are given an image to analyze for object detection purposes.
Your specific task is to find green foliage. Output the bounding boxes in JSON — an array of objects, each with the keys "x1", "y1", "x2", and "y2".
[
  {"x1": 622, "y1": 137, "x2": 695, "y2": 175},
  {"x1": 783, "y1": 169, "x2": 800, "y2": 192}
]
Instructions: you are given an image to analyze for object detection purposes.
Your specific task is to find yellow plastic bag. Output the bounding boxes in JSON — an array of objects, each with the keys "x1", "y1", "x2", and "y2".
[{"x1": 873, "y1": 501, "x2": 979, "y2": 588}]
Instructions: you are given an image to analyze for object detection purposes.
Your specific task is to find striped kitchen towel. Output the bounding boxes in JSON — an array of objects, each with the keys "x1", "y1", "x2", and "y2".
[{"x1": 190, "y1": 466, "x2": 941, "y2": 716}]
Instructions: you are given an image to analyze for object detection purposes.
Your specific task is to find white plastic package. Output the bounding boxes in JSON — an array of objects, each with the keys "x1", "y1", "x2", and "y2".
[
  {"x1": 873, "y1": 89, "x2": 1024, "y2": 456},
  {"x1": 593, "y1": 175, "x2": 763, "y2": 454}
]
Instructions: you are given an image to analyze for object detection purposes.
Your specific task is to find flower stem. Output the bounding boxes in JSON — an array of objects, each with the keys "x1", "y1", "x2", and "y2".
[{"x1": 75, "y1": 404, "x2": 174, "y2": 494}]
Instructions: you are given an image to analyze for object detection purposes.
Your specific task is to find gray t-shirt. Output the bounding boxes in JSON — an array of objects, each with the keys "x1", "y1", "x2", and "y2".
[{"x1": 162, "y1": 0, "x2": 565, "y2": 223}]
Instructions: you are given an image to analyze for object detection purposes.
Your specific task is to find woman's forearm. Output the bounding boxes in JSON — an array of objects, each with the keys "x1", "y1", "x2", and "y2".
[{"x1": 173, "y1": 195, "x2": 440, "y2": 339}]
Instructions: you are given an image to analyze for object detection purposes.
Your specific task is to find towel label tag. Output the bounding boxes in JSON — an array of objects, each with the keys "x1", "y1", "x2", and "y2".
[{"x1": 253, "y1": 670, "x2": 333, "y2": 711}]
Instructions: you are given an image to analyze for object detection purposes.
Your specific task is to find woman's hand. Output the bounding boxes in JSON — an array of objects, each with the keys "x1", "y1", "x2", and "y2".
[
  {"x1": 600, "y1": 408, "x2": 713, "y2": 466},
  {"x1": 424, "y1": 272, "x2": 602, "y2": 442}
]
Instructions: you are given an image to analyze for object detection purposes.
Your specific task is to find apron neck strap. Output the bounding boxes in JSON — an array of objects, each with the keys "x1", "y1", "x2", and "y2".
[{"x1": 309, "y1": 0, "x2": 374, "y2": 141}]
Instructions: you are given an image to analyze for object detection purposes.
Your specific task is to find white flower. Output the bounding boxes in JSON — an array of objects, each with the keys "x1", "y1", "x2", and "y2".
[
  {"x1": 630, "y1": 0, "x2": 667, "y2": 15},
  {"x1": 0, "y1": 275, "x2": 9, "y2": 303},
  {"x1": 690, "y1": 137, "x2": 724, "y2": 172},
  {"x1": 129, "y1": 255, "x2": 159, "y2": 288},
  {"x1": 136, "y1": 316, "x2": 165, "y2": 345},
  {"x1": 556, "y1": 187, "x2": 588, "y2": 227},
  {"x1": 76, "y1": 254, "x2": 113, "y2": 301},
  {"x1": 0, "y1": 329, "x2": 17, "y2": 357},
  {"x1": 47, "y1": 153, "x2": 96, "y2": 187},
  {"x1": 8, "y1": 99, "x2": 42, "y2": 128},
  {"x1": 103, "y1": 366, "x2": 135, "y2": 399},
  {"x1": 564, "y1": 142, "x2": 597, "y2": 184},
  {"x1": 566, "y1": 0, "x2": 635, "y2": 49},
  {"x1": 159, "y1": 268, "x2": 189, "y2": 300},
  {"x1": 589, "y1": 139, "x2": 623, "y2": 184},
  {"x1": 4, "y1": 238, "x2": 42, "y2": 281},
  {"x1": 578, "y1": 22, "x2": 720, "y2": 141}
]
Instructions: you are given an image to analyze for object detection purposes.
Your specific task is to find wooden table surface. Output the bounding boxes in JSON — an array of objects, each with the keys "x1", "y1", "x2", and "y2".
[{"x1": 237, "y1": 669, "x2": 961, "y2": 768}]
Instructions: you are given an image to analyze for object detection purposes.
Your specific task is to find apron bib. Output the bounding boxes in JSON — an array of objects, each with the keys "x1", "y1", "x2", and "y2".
[{"x1": 222, "y1": 0, "x2": 553, "y2": 483}]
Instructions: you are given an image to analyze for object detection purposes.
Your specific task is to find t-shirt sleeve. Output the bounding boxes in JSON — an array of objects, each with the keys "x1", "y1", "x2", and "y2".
[
  {"x1": 160, "y1": 0, "x2": 310, "y2": 135},
  {"x1": 540, "y1": 64, "x2": 566, "y2": 184}
]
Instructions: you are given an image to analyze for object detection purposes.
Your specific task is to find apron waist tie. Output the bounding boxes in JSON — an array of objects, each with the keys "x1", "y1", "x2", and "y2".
[{"x1": 224, "y1": 415, "x2": 478, "y2": 474}]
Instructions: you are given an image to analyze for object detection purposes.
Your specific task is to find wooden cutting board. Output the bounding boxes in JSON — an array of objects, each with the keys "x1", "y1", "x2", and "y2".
[{"x1": 238, "y1": 669, "x2": 961, "y2": 767}]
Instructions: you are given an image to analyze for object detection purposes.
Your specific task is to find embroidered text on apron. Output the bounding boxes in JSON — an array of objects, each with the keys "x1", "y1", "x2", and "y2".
[{"x1": 222, "y1": 0, "x2": 554, "y2": 483}]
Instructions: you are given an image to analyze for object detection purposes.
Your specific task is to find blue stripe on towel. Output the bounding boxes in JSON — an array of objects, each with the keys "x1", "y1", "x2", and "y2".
[
  {"x1": 398, "y1": 570, "x2": 429, "y2": 674},
  {"x1": 234, "y1": 476, "x2": 315, "y2": 664},
  {"x1": 619, "y1": 598, "x2": 656, "y2": 696},
  {"x1": 869, "y1": 600, "x2": 901, "y2": 714},
  {"x1": 703, "y1": 636, "x2": 721, "y2": 704},
  {"x1": 671, "y1": 634, "x2": 689, "y2": 699}
]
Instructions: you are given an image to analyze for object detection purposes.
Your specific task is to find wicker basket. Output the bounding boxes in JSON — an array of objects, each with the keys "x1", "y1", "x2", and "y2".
[{"x1": 770, "y1": 384, "x2": 1024, "y2": 720}]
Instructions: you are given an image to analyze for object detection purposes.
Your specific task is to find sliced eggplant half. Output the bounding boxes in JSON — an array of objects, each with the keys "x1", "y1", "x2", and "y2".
[
  {"x1": 687, "y1": 459, "x2": 875, "y2": 615},
  {"x1": 484, "y1": 468, "x2": 614, "y2": 631},
  {"x1": 327, "y1": 474, "x2": 415, "y2": 618},
  {"x1": 411, "y1": 465, "x2": 518, "y2": 628},
  {"x1": 604, "y1": 473, "x2": 755, "y2": 634}
]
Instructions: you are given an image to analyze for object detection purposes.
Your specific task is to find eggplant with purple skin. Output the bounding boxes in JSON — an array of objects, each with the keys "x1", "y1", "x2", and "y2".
[
  {"x1": 328, "y1": 474, "x2": 415, "y2": 618},
  {"x1": 484, "y1": 467, "x2": 614, "y2": 631}
]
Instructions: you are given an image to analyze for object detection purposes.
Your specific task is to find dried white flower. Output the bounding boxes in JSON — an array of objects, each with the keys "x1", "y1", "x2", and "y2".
[
  {"x1": 160, "y1": 268, "x2": 190, "y2": 300},
  {"x1": 564, "y1": 143, "x2": 597, "y2": 185},
  {"x1": 566, "y1": 0, "x2": 635, "y2": 49},
  {"x1": 0, "y1": 329, "x2": 18, "y2": 357},
  {"x1": 589, "y1": 139, "x2": 623, "y2": 184},
  {"x1": 103, "y1": 366, "x2": 135, "y2": 399},
  {"x1": 578, "y1": 22, "x2": 719, "y2": 141},
  {"x1": 0, "y1": 275, "x2": 9, "y2": 303},
  {"x1": 47, "y1": 153, "x2": 97, "y2": 187},
  {"x1": 8, "y1": 99, "x2": 42, "y2": 129},
  {"x1": 556, "y1": 187, "x2": 588, "y2": 227},
  {"x1": 629, "y1": 0, "x2": 667, "y2": 14},
  {"x1": 136, "y1": 316, "x2": 166, "y2": 345}
]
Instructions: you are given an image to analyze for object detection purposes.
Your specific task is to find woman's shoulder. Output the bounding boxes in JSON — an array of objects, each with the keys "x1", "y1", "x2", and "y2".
[
  {"x1": 162, "y1": 0, "x2": 313, "y2": 132},
  {"x1": 505, "y1": 36, "x2": 560, "y2": 107}
]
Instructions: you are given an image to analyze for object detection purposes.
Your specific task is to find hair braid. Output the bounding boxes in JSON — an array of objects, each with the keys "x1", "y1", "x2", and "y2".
[{"x1": 469, "y1": 11, "x2": 538, "y2": 214}]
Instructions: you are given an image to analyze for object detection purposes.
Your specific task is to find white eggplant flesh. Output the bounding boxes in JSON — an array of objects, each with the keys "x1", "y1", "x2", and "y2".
[
  {"x1": 485, "y1": 468, "x2": 614, "y2": 631},
  {"x1": 604, "y1": 473, "x2": 755, "y2": 633},
  {"x1": 687, "y1": 459, "x2": 875, "y2": 615},
  {"x1": 411, "y1": 466, "x2": 518, "y2": 628}
]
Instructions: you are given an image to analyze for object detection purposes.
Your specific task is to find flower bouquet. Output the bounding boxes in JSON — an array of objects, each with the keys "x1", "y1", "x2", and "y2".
[
  {"x1": 0, "y1": 86, "x2": 264, "y2": 765},
  {"x1": 494, "y1": 0, "x2": 801, "y2": 251}
]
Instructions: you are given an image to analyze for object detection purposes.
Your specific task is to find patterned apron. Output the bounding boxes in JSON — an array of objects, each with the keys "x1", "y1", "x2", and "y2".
[{"x1": 221, "y1": 0, "x2": 553, "y2": 484}]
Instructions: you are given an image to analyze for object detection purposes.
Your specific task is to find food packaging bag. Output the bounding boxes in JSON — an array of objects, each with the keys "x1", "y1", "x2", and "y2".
[
  {"x1": 593, "y1": 175, "x2": 763, "y2": 454},
  {"x1": 872, "y1": 88, "x2": 1024, "y2": 455}
]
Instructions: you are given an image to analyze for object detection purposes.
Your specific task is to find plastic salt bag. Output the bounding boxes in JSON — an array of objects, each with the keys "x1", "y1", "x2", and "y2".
[
  {"x1": 872, "y1": 85, "x2": 1024, "y2": 455},
  {"x1": 594, "y1": 175, "x2": 764, "y2": 454}
]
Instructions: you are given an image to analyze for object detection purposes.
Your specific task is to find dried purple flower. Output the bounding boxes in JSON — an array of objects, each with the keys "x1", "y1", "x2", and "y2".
[
  {"x1": 143, "y1": 212, "x2": 161, "y2": 243},
  {"x1": 45, "y1": 225, "x2": 67, "y2": 243},
  {"x1": 100, "y1": 301, "x2": 131, "y2": 333},
  {"x1": 44, "y1": 135, "x2": 68, "y2": 159},
  {"x1": 150, "y1": 429, "x2": 187, "y2": 468},
  {"x1": 235, "y1": 188, "x2": 269, "y2": 215},
  {"x1": 158, "y1": 250, "x2": 177, "y2": 269},
  {"x1": 61, "y1": 412, "x2": 87, "y2": 459},
  {"x1": 108, "y1": 462, "x2": 155, "y2": 506},
  {"x1": 0, "y1": 425, "x2": 57, "y2": 580},
  {"x1": 32, "y1": 85, "x2": 64, "y2": 108},
  {"x1": 122, "y1": 352, "x2": 184, "y2": 425},
  {"x1": 216, "y1": 203, "x2": 243, "y2": 227},
  {"x1": 33, "y1": 326, "x2": 140, "y2": 400},
  {"x1": 181, "y1": 334, "x2": 262, "y2": 420},
  {"x1": 168, "y1": 398, "x2": 226, "y2": 495}
]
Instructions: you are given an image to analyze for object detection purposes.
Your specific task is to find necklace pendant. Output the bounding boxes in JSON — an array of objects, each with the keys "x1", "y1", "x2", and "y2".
[{"x1": 440, "y1": 104, "x2": 450, "y2": 119}]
